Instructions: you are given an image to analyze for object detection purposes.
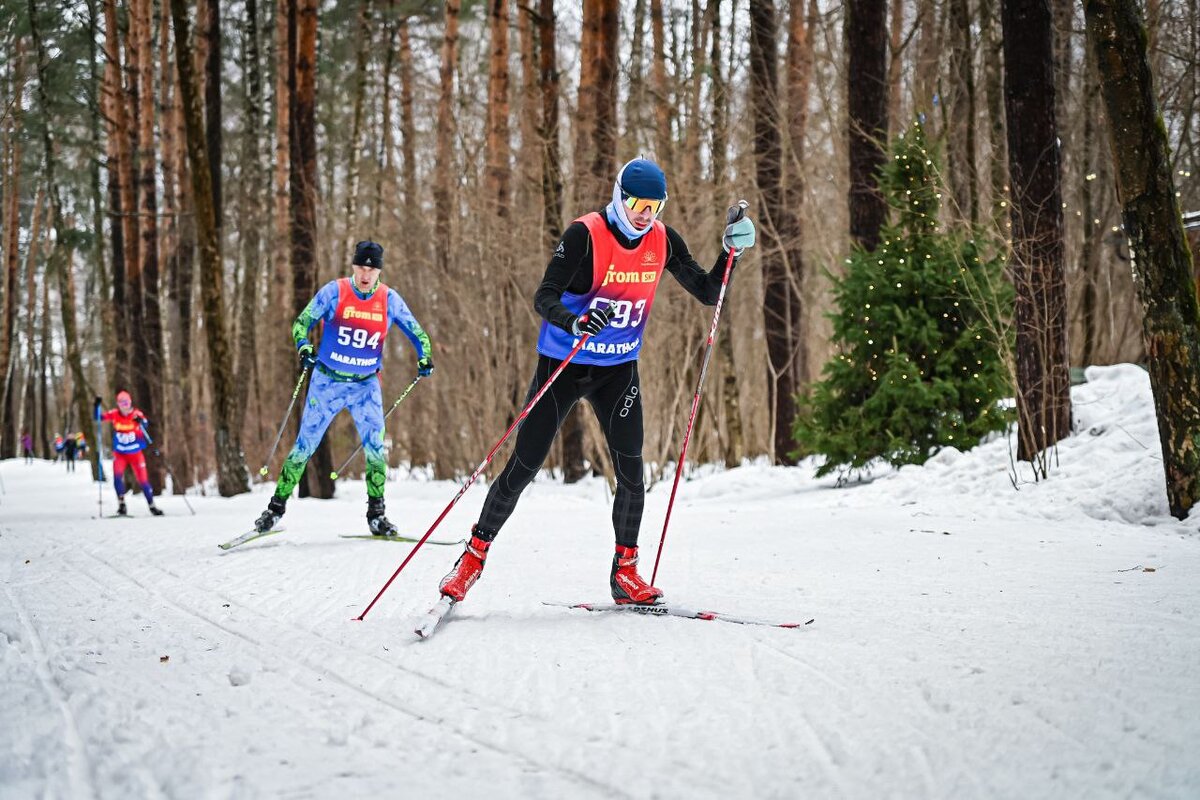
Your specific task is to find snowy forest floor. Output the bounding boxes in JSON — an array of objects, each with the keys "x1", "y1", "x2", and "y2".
[{"x1": 2, "y1": 365, "x2": 1199, "y2": 799}]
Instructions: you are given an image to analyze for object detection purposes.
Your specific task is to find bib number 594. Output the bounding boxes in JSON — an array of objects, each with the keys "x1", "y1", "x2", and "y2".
[{"x1": 336, "y1": 326, "x2": 381, "y2": 349}]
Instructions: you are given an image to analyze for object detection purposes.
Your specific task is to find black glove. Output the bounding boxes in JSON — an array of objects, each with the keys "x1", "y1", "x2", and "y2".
[
  {"x1": 298, "y1": 343, "x2": 318, "y2": 370},
  {"x1": 93, "y1": 396, "x2": 102, "y2": 420},
  {"x1": 571, "y1": 304, "x2": 614, "y2": 337},
  {"x1": 417, "y1": 357, "x2": 435, "y2": 377}
]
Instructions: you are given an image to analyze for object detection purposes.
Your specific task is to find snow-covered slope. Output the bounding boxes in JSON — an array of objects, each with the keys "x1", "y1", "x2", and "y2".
[{"x1": 1, "y1": 365, "x2": 1197, "y2": 798}]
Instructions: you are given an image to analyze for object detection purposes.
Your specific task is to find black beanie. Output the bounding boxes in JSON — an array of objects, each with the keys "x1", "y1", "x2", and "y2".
[{"x1": 353, "y1": 240, "x2": 384, "y2": 268}]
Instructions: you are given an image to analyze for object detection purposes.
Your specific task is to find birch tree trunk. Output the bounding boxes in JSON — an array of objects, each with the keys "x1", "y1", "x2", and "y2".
[{"x1": 1084, "y1": 0, "x2": 1200, "y2": 518}]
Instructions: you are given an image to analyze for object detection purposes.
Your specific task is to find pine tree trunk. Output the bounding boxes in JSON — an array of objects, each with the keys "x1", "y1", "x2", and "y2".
[
  {"x1": 134, "y1": 0, "x2": 166, "y2": 491},
  {"x1": 432, "y1": 0, "x2": 459, "y2": 480},
  {"x1": 1002, "y1": 0, "x2": 1072, "y2": 466},
  {"x1": 398, "y1": 17, "x2": 418, "y2": 224},
  {"x1": 170, "y1": 0, "x2": 250, "y2": 496},
  {"x1": 979, "y1": 0, "x2": 1009, "y2": 228},
  {"x1": 101, "y1": 2, "x2": 131, "y2": 379},
  {"x1": 846, "y1": 0, "x2": 889, "y2": 251},
  {"x1": 947, "y1": 0, "x2": 979, "y2": 225},
  {"x1": 28, "y1": 0, "x2": 102, "y2": 480},
  {"x1": 0, "y1": 43, "x2": 21, "y2": 457},
  {"x1": 538, "y1": 0, "x2": 563, "y2": 250},
  {"x1": 650, "y1": 0, "x2": 673, "y2": 173},
  {"x1": 89, "y1": 0, "x2": 117, "y2": 393},
  {"x1": 486, "y1": 0, "x2": 511, "y2": 219},
  {"x1": 205, "y1": 0, "x2": 222, "y2": 230},
  {"x1": 711, "y1": 0, "x2": 743, "y2": 468},
  {"x1": 1079, "y1": 64, "x2": 1101, "y2": 368},
  {"x1": 234, "y1": 0, "x2": 264, "y2": 439},
  {"x1": 784, "y1": 0, "x2": 812, "y2": 381},
  {"x1": 374, "y1": 1, "x2": 398, "y2": 232},
  {"x1": 341, "y1": 0, "x2": 372, "y2": 264},
  {"x1": 289, "y1": 0, "x2": 334, "y2": 498},
  {"x1": 750, "y1": 0, "x2": 796, "y2": 464},
  {"x1": 1084, "y1": 0, "x2": 1200, "y2": 518},
  {"x1": 887, "y1": 0, "x2": 905, "y2": 134}
]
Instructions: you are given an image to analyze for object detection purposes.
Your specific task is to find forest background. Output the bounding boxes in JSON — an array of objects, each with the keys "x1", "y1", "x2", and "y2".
[{"x1": 1, "y1": 0, "x2": 1197, "y2": 499}]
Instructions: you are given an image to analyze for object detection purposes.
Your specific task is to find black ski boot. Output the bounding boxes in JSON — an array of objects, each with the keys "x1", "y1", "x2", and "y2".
[
  {"x1": 148, "y1": 504, "x2": 164, "y2": 517},
  {"x1": 367, "y1": 497, "x2": 399, "y2": 537},
  {"x1": 254, "y1": 496, "x2": 287, "y2": 533},
  {"x1": 116, "y1": 499, "x2": 128, "y2": 516}
]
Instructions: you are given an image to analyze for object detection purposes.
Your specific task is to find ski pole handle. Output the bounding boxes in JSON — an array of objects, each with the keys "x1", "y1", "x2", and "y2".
[
  {"x1": 259, "y1": 367, "x2": 311, "y2": 477},
  {"x1": 331, "y1": 374, "x2": 423, "y2": 480}
]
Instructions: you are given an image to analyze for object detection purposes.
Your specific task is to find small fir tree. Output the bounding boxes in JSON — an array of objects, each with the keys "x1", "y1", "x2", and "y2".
[{"x1": 794, "y1": 123, "x2": 1012, "y2": 478}]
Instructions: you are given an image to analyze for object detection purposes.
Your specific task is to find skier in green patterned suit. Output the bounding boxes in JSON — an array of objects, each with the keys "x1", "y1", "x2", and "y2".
[{"x1": 251, "y1": 240, "x2": 434, "y2": 535}]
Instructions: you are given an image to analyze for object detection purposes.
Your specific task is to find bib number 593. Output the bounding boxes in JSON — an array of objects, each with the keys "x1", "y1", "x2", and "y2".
[{"x1": 588, "y1": 298, "x2": 646, "y2": 329}]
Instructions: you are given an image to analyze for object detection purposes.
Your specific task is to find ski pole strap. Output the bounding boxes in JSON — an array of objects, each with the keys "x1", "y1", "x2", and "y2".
[{"x1": 354, "y1": 336, "x2": 593, "y2": 621}]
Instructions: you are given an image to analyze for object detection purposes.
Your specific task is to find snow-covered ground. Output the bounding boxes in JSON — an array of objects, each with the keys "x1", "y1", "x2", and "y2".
[{"x1": 2, "y1": 364, "x2": 1198, "y2": 799}]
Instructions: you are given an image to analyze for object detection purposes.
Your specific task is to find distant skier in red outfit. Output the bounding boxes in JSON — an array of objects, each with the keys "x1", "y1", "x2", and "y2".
[{"x1": 94, "y1": 391, "x2": 164, "y2": 517}]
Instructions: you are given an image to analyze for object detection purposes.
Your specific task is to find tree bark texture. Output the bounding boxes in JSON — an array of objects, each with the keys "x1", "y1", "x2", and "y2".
[
  {"x1": 1085, "y1": 0, "x2": 1200, "y2": 518},
  {"x1": 28, "y1": 0, "x2": 102, "y2": 480},
  {"x1": 289, "y1": 0, "x2": 334, "y2": 498},
  {"x1": 1002, "y1": 0, "x2": 1073, "y2": 464},
  {"x1": 538, "y1": 0, "x2": 563, "y2": 250},
  {"x1": 846, "y1": 0, "x2": 889, "y2": 251},
  {"x1": 750, "y1": 0, "x2": 797, "y2": 464},
  {"x1": 947, "y1": 0, "x2": 979, "y2": 224},
  {"x1": 135, "y1": 0, "x2": 166, "y2": 491},
  {"x1": 170, "y1": 0, "x2": 250, "y2": 496},
  {"x1": 0, "y1": 42, "x2": 22, "y2": 457},
  {"x1": 205, "y1": 0, "x2": 222, "y2": 230}
]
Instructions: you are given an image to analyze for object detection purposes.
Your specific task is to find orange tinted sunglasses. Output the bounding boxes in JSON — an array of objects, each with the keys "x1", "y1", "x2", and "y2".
[{"x1": 623, "y1": 193, "x2": 666, "y2": 216}]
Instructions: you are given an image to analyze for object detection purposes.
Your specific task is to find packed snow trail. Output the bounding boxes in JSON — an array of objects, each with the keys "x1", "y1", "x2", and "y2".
[{"x1": 2, "y1": 367, "x2": 1199, "y2": 798}]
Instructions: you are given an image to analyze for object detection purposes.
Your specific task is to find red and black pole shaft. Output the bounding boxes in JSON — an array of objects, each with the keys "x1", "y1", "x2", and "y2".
[
  {"x1": 651, "y1": 201, "x2": 747, "y2": 585},
  {"x1": 355, "y1": 324, "x2": 603, "y2": 621}
]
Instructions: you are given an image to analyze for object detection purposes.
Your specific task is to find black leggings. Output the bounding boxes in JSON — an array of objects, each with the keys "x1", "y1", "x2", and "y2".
[{"x1": 476, "y1": 355, "x2": 645, "y2": 547}]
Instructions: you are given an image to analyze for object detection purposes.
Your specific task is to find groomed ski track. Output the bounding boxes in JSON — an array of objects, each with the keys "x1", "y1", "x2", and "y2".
[{"x1": 3, "y1": 411, "x2": 1200, "y2": 800}]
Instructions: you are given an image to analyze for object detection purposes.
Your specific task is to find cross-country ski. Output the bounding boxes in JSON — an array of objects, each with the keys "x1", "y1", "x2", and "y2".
[
  {"x1": 338, "y1": 534, "x2": 463, "y2": 546},
  {"x1": 543, "y1": 601, "x2": 814, "y2": 629}
]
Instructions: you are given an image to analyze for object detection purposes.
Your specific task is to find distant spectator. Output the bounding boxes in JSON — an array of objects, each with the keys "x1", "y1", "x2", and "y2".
[
  {"x1": 63, "y1": 433, "x2": 77, "y2": 472},
  {"x1": 21, "y1": 430, "x2": 33, "y2": 464}
]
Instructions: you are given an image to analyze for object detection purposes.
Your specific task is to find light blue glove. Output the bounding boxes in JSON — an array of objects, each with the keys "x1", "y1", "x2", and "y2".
[{"x1": 723, "y1": 216, "x2": 756, "y2": 253}]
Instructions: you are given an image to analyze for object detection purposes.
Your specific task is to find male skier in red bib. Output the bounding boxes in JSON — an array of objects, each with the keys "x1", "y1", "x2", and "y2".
[
  {"x1": 251, "y1": 240, "x2": 433, "y2": 535},
  {"x1": 438, "y1": 158, "x2": 756, "y2": 605}
]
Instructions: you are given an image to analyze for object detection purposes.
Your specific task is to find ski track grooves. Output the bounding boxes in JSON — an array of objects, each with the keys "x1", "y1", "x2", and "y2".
[
  {"x1": 2, "y1": 582, "x2": 99, "y2": 800},
  {"x1": 69, "y1": 546, "x2": 644, "y2": 799}
]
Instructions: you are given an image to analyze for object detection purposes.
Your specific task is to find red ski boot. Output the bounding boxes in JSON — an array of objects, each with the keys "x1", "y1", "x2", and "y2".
[
  {"x1": 439, "y1": 531, "x2": 492, "y2": 602},
  {"x1": 610, "y1": 545, "x2": 664, "y2": 605}
]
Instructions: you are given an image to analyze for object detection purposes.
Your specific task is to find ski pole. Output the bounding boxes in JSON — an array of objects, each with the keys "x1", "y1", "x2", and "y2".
[
  {"x1": 354, "y1": 322, "x2": 604, "y2": 621},
  {"x1": 259, "y1": 367, "x2": 311, "y2": 478},
  {"x1": 92, "y1": 400, "x2": 106, "y2": 516},
  {"x1": 139, "y1": 422, "x2": 196, "y2": 515},
  {"x1": 651, "y1": 201, "x2": 747, "y2": 585},
  {"x1": 331, "y1": 374, "x2": 422, "y2": 481}
]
